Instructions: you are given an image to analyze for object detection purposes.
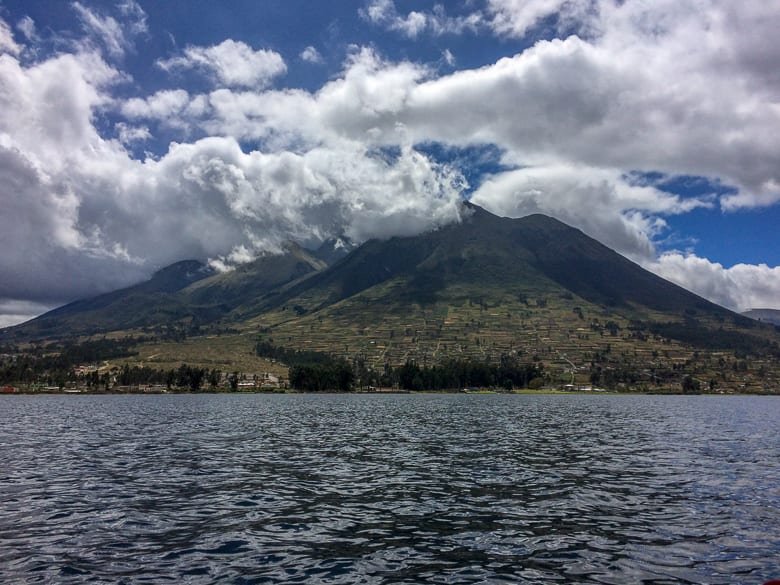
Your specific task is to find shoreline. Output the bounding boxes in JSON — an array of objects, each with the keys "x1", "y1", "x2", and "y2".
[{"x1": 1, "y1": 389, "x2": 777, "y2": 397}]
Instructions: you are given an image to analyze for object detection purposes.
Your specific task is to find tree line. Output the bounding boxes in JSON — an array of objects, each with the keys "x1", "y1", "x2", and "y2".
[
  {"x1": 257, "y1": 337, "x2": 544, "y2": 392},
  {"x1": 1, "y1": 337, "x2": 141, "y2": 386},
  {"x1": 256, "y1": 337, "x2": 354, "y2": 392},
  {"x1": 0, "y1": 337, "x2": 229, "y2": 391},
  {"x1": 393, "y1": 356, "x2": 544, "y2": 391}
]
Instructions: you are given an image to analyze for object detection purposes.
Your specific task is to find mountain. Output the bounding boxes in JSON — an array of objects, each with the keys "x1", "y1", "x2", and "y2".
[
  {"x1": 743, "y1": 309, "x2": 780, "y2": 326},
  {"x1": 3, "y1": 203, "x2": 778, "y2": 390},
  {"x1": 243, "y1": 202, "x2": 775, "y2": 368},
  {"x1": 5, "y1": 260, "x2": 214, "y2": 339},
  {"x1": 254, "y1": 202, "x2": 734, "y2": 318},
  {"x1": 310, "y1": 237, "x2": 357, "y2": 266},
  {"x1": 3, "y1": 243, "x2": 326, "y2": 340},
  {"x1": 181, "y1": 242, "x2": 326, "y2": 316}
]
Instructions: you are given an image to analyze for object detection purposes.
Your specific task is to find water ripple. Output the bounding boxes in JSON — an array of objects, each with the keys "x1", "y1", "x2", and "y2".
[{"x1": 1, "y1": 393, "x2": 779, "y2": 584}]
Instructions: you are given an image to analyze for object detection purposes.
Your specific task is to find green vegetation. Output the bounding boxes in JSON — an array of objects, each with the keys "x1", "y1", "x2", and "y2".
[
  {"x1": 256, "y1": 338, "x2": 338, "y2": 367},
  {"x1": 2, "y1": 204, "x2": 778, "y2": 393},
  {"x1": 289, "y1": 362, "x2": 354, "y2": 392},
  {"x1": 639, "y1": 320, "x2": 780, "y2": 355},
  {"x1": 257, "y1": 339, "x2": 545, "y2": 392},
  {"x1": 394, "y1": 356, "x2": 544, "y2": 391},
  {"x1": 120, "y1": 333, "x2": 286, "y2": 376},
  {"x1": 256, "y1": 338, "x2": 353, "y2": 392},
  {"x1": 1, "y1": 337, "x2": 142, "y2": 387},
  {"x1": 113, "y1": 364, "x2": 220, "y2": 392},
  {"x1": 2, "y1": 338, "x2": 237, "y2": 392}
]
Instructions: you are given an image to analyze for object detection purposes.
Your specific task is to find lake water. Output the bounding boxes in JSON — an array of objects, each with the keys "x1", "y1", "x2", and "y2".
[{"x1": 1, "y1": 393, "x2": 778, "y2": 584}]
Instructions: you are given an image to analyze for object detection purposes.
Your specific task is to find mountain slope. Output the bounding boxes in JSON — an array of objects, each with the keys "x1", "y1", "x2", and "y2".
[
  {"x1": 4, "y1": 260, "x2": 215, "y2": 339},
  {"x1": 182, "y1": 242, "x2": 325, "y2": 308},
  {"x1": 3, "y1": 204, "x2": 776, "y2": 384},
  {"x1": 743, "y1": 309, "x2": 780, "y2": 326},
  {"x1": 256, "y1": 202, "x2": 732, "y2": 319},
  {"x1": 2, "y1": 243, "x2": 326, "y2": 340},
  {"x1": 242, "y1": 204, "x2": 776, "y2": 374},
  {"x1": 310, "y1": 237, "x2": 357, "y2": 266}
]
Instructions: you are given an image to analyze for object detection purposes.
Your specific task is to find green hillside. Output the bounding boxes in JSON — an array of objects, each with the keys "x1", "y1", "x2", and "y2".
[
  {"x1": 2, "y1": 203, "x2": 778, "y2": 392},
  {"x1": 4, "y1": 260, "x2": 214, "y2": 338},
  {"x1": 238, "y1": 204, "x2": 777, "y2": 391},
  {"x1": 248, "y1": 201, "x2": 736, "y2": 324},
  {"x1": 3, "y1": 243, "x2": 325, "y2": 340}
]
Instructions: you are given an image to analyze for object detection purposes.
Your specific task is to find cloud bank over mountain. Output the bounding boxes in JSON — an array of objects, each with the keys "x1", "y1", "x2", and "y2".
[{"x1": 0, "y1": 0, "x2": 778, "y2": 324}]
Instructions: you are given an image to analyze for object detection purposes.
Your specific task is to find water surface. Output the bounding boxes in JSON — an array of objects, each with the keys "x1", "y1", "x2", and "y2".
[{"x1": 1, "y1": 393, "x2": 778, "y2": 584}]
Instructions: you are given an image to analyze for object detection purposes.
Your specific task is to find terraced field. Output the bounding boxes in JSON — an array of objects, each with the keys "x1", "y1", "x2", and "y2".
[{"x1": 233, "y1": 282, "x2": 780, "y2": 392}]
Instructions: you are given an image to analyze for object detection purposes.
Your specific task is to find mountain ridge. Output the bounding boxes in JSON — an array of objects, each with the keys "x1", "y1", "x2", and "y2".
[
  {"x1": 250, "y1": 204, "x2": 734, "y2": 320},
  {"x1": 2, "y1": 204, "x2": 776, "y2": 376}
]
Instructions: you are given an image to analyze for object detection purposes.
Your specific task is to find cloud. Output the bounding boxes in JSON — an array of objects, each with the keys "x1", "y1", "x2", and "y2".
[
  {"x1": 401, "y1": 36, "x2": 779, "y2": 206},
  {"x1": 648, "y1": 253, "x2": 780, "y2": 312},
  {"x1": 486, "y1": 0, "x2": 596, "y2": 38},
  {"x1": 0, "y1": 18, "x2": 21, "y2": 55},
  {"x1": 300, "y1": 45, "x2": 324, "y2": 64},
  {"x1": 121, "y1": 89, "x2": 192, "y2": 119},
  {"x1": 0, "y1": 49, "x2": 119, "y2": 172},
  {"x1": 117, "y1": 0, "x2": 148, "y2": 37},
  {"x1": 359, "y1": 0, "x2": 597, "y2": 39},
  {"x1": 0, "y1": 138, "x2": 146, "y2": 305},
  {"x1": 352, "y1": 0, "x2": 778, "y2": 209},
  {"x1": 0, "y1": 299, "x2": 57, "y2": 328},
  {"x1": 15, "y1": 16, "x2": 38, "y2": 43},
  {"x1": 1, "y1": 0, "x2": 780, "y2": 323},
  {"x1": 71, "y1": 0, "x2": 148, "y2": 58},
  {"x1": 165, "y1": 27, "x2": 779, "y2": 211},
  {"x1": 157, "y1": 39, "x2": 286, "y2": 88},
  {"x1": 115, "y1": 122, "x2": 151, "y2": 144},
  {"x1": 360, "y1": 0, "x2": 483, "y2": 38},
  {"x1": 143, "y1": 136, "x2": 466, "y2": 255},
  {"x1": 0, "y1": 49, "x2": 147, "y2": 305},
  {"x1": 175, "y1": 47, "x2": 431, "y2": 147},
  {"x1": 0, "y1": 46, "x2": 467, "y2": 311},
  {"x1": 470, "y1": 164, "x2": 712, "y2": 262}
]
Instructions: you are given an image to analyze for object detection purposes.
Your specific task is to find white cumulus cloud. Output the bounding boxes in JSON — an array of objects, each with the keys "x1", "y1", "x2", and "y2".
[
  {"x1": 1, "y1": 0, "x2": 780, "y2": 325},
  {"x1": 15, "y1": 16, "x2": 38, "y2": 43},
  {"x1": 486, "y1": 0, "x2": 596, "y2": 37},
  {"x1": 159, "y1": 26, "x2": 780, "y2": 210},
  {"x1": 649, "y1": 254, "x2": 780, "y2": 312},
  {"x1": 121, "y1": 89, "x2": 192, "y2": 119},
  {"x1": 300, "y1": 45, "x2": 324, "y2": 64},
  {"x1": 158, "y1": 39, "x2": 287, "y2": 88},
  {"x1": 115, "y1": 122, "x2": 151, "y2": 144}
]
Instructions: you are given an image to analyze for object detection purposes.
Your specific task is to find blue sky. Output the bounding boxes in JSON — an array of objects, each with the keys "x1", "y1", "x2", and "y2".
[{"x1": 0, "y1": 0, "x2": 779, "y2": 326}]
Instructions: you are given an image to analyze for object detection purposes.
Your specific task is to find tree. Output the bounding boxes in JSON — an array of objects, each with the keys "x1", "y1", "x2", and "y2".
[{"x1": 682, "y1": 376, "x2": 700, "y2": 393}]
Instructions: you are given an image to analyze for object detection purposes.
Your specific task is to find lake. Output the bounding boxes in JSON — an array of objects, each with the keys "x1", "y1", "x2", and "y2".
[{"x1": 1, "y1": 393, "x2": 778, "y2": 584}]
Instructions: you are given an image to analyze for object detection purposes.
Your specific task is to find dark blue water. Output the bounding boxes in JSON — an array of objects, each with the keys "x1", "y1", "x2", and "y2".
[{"x1": 1, "y1": 394, "x2": 778, "y2": 584}]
